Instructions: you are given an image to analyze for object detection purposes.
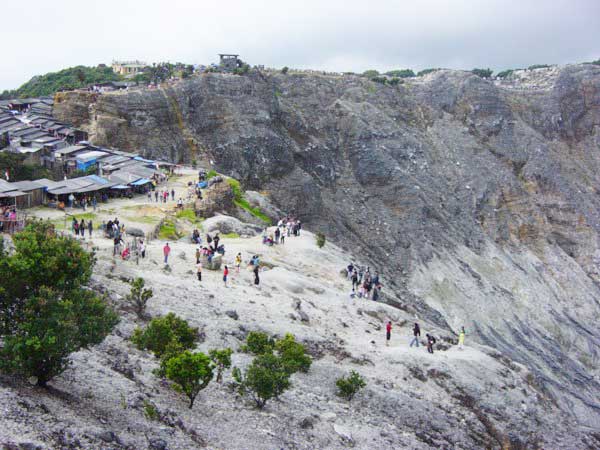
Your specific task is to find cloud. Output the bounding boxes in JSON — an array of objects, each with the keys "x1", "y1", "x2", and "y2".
[{"x1": 1, "y1": 0, "x2": 599, "y2": 90}]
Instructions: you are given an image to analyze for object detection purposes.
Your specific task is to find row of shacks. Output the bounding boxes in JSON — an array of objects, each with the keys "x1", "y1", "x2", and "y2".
[{"x1": 0, "y1": 144, "x2": 175, "y2": 209}]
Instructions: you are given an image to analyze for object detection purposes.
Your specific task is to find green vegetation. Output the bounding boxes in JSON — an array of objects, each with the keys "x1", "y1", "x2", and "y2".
[
  {"x1": 590, "y1": 59, "x2": 600, "y2": 66},
  {"x1": 0, "y1": 65, "x2": 121, "y2": 99},
  {"x1": 131, "y1": 313, "x2": 198, "y2": 358},
  {"x1": 175, "y1": 208, "x2": 197, "y2": 221},
  {"x1": 370, "y1": 76, "x2": 388, "y2": 84},
  {"x1": 226, "y1": 178, "x2": 271, "y2": 224},
  {"x1": 0, "y1": 153, "x2": 52, "y2": 182},
  {"x1": 496, "y1": 69, "x2": 515, "y2": 79},
  {"x1": 206, "y1": 169, "x2": 218, "y2": 179},
  {"x1": 68, "y1": 166, "x2": 97, "y2": 179},
  {"x1": 362, "y1": 69, "x2": 380, "y2": 78},
  {"x1": 242, "y1": 331, "x2": 276, "y2": 355},
  {"x1": 316, "y1": 232, "x2": 326, "y2": 248},
  {"x1": 220, "y1": 232, "x2": 240, "y2": 239},
  {"x1": 281, "y1": 66, "x2": 289, "y2": 74},
  {"x1": 232, "y1": 353, "x2": 291, "y2": 409},
  {"x1": 165, "y1": 351, "x2": 213, "y2": 408},
  {"x1": 0, "y1": 222, "x2": 118, "y2": 386},
  {"x1": 275, "y1": 334, "x2": 312, "y2": 375},
  {"x1": 471, "y1": 68, "x2": 493, "y2": 79},
  {"x1": 336, "y1": 370, "x2": 366, "y2": 401},
  {"x1": 528, "y1": 64, "x2": 551, "y2": 70},
  {"x1": 417, "y1": 68, "x2": 439, "y2": 76},
  {"x1": 233, "y1": 64, "x2": 250, "y2": 75},
  {"x1": 132, "y1": 62, "x2": 193, "y2": 85},
  {"x1": 143, "y1": 401, "x2": 159, "y2": 420},
  {"x1": 209, "y1": 348, "x2": 233, "y2": 383},
  {"x1": 388, "y1": 77, "x2": 401, "y2": 86},
  {"x1": 158, "y1": 219, "x2": 182, "y2": 240},
  {"x1": 126, "y1": 278, "x2": 153, "y2": 319},
  {"x1": 385, "y1": 69, "x2": 415, "y2": 78}
]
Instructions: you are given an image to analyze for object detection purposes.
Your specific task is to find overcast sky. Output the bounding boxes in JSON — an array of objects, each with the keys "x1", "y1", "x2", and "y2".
[{"x1": 2, "y1": 0, "x2": 599, "y2": 90}]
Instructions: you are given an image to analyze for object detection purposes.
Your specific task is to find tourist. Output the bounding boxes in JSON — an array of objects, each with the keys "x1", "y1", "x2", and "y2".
[
  {"x1": 88, "y1": 220, "x2": 93, "y2": 237},
  {"x1": 458, "y1": 327, "x2": 466, "y2": 350},
  {"x1": 113, "y1": 235, "x2": 124, "y2": 256},
  {"x1": 280, "y1": 233, "x2": 285, "y2": 244},
  {"x1": 253, "y1": 265, "x2": 260, "y2": 286},
  {"x1": 235, "y1": 252, "x2": 242, "y2": 273},
  {"x1": 139, "y1": 240, "x2": 146, "y2": 258},
  {"x1": 196, "y1": 259, "x2": 202, "y2": 282},
  {"x1": 154, "y1": 191, "x2": 159, "y2": 202},
  {"x1": 426, "y1": 334, "x2": 436, "y2": 354},
  {"x1": 213, "y1": 232, "x2": 220, "y2": 252},
  {"x1": 147, "y1": 191, "x2": 152, "y2": 202},
  {"x1": 163, "y1": 191, "x2": 168, "y2": 203},
  {"x1": 177, "y1": 198, "x2": 183, "y2": 208},
  {"x1": 73, "y1": 219, "x2": 79, "y2": 235},
  {"x1": 92, "y1": 196, "x2": 97, "y2": 211},
  {"x1": 351, "y1": 270, "x2": 358, "y2": 288},
  {"x1": 171, "y1": 189, "x2": 175, "y2": 201},
  {"x1": 163, "y1": 242, "x2": 171, "y2": 264},
  {"x1": 410, "y1": 323, "x2": 421, "y2": 347},
  {"x1": 195, "y1": 247, "x2": 201, "y2": 264},
  {"x1": 274, "y1": 227, "x2": 280, "y2": 244},
  {"x1": 349, "y1": 288, "x2": 356, "y2": 299},
  {"x1": 68, "y1": 193, "x2": 74, "y2": 208},
  {"x1": 386, "y1": 321, "x2": 392, "y2": 346},
  {"x1": 223, "y1": 265, "x2": 229, "y2": 287},
  {"x1": 80, "y1": 219, "x2": 86, "y2": 237}
]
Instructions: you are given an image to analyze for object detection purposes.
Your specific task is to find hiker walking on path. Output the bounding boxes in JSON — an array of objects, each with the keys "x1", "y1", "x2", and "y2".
[
  {"x1": 139, "y1": 240, "x2": 146, "y2": 258},
  {"x1": 155, "y1": 191, "x2": 159, "y2": 202},
  {"x1": 196, "y1": 247, "x2": 201, "y2": 264},
  {"x1": 80, "y1": 219, "x2": 86, "y2": 237},
  {"x1": 223, "y1": 265, "x2": 229, "y2": 287},
  {"x1": 386, "y1": 321, "x2": 392, "y2": 346},
  {"x1": 410, "y1": 323, "x2": 421, "y2": 347},
  {"x1": 426, "y1": 334, "x2": 436, "y2": 354},
  {"x1": 163, "y1": 243, "x2": 171, "y2": 264},
  {"x1": 458, "y1": 327, "x2": 465, "y2": 349},
  {"x1": 88, "y1": 220, "x2": 93, "y2": 237},
  {"x1": 113, "y1": 235, "x2": 124, "y2": 256},
  {"x1": 171, "y1": 189, "x2": 175, "y2": 201}
]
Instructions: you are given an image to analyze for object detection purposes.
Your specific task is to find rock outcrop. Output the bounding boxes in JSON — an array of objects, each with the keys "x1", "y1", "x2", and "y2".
[{"x1": 53, "y1": 64, "x2": 600, "y2": 438}]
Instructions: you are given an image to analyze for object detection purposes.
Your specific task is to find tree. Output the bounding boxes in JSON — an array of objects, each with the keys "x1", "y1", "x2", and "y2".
[
  {"x1": 0, "y1": 222, "x2": 117, "y2": 386},
  {"x1": 126, "y1": 278, "x2": 153, "y2": 318},
  {"x1": 362, "y1": 70, "x2": 380, "y2": 78},
  {"x1": 242, "y1": 331, "x2": 275, "y2": 355},
  {"x1": 275, "y1": 334, "x2": 312, "y2": 375},
  {"x1": 232, "y1": 353, "x2": 291, "y2": 408},
  {"x1": 316, "y1": 232, "x2": 326, "y2": 248},
  {"x1": 165, "y1": 351, "x2": 213, "y2": 408},
  {"x1": 496, "y1": 69, "x2": 515, "y2": 79},
  {"x1": 0, "y1": 221, "x2": 95, "y2": 335},
  {"x1": 471, "y1": 68, "x2": 493, "y2": 79},
  {"x1": 417, "y1": 68, "x2": 439, "y2": 76},
  {"x1": 281, "y1": 66, "x2": 289, "y2": 74},
  {"x1": 209, "y1": 348, "x2": 233, "y2": 383},
  {"x1": 336, "y1": 370, "x2": 366, "y2": 401},
  {"x1": 131, "y1": 313, "x2": 197, "y2": 357},
  {"x1": 388, "y1": 77, "x2": 400, "y2": 86}
]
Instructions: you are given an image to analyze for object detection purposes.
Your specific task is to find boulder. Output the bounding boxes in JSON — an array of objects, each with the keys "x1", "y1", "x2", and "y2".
[
  {"x1": 127, "y1": 227, "x2": 145, "y2": 237},
  {"x1": 225, "y1": 310, "x2": 239, "y2": 320},
  {"x1": 202, "y1": 215, "x2": 262, "y2": 236},
  {"x1": 202, "y1": 254, "x2": 222, "y2": 270}
]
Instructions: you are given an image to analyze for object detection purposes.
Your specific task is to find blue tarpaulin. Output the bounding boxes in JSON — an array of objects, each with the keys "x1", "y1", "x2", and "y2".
[
  {"x1": 111, "y1": 184, "x2": 129, "y2": 189},
  {"x1": 130, "y1": 178, "x2": 151, "y2": 186},
  {"x1": 197, "y1": 181, "x2": 208, "y2": 189}
]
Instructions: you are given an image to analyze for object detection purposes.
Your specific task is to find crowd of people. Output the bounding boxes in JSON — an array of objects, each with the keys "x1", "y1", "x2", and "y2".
[
  {"x1": 0, "y1": 206, "x2": 18, "y2": 233},
  {"x1": 346, "y1": 262, "x2": 383, "y2": 301},
  {"x1": 70, "y1": 217, "x2": 94, "y2": 237}
]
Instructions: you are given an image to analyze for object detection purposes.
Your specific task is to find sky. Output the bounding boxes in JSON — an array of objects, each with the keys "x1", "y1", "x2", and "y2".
[{"x1": 2, "y1": 0, "x2": 599, "y2": 90}]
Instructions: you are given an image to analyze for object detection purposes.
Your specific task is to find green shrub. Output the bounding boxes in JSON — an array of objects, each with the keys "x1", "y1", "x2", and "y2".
[
  {"x1": 131, "y1": 313, "x2": 197, "y2": 358},
  {"x1": 209, "y1": 348, "x2": 233, "y2": 383},
  {"x1": 281, "y1": 66, "x2": 289, "y2": 74},
  {"x1": 0, "y1": 221, "x2": 117, "y2": 387},
  {"x1": 242, "y1": 331, "x2": 275, "y2": 355},
  {"x1": 126, "y1": 278, "x2": 153, "y2": 318},
  {"x1": 471, "y1": 68, "x2": 493, "y2": 79},
  {"x1": 155, "y1": 340, "x2": 186, "y2": 378},
  {"x1": 385, "y1": 69, "x2": 415, "y2": 78},
  {"x1": 496, "y1": 69, "x2": 515, "y2": 79},
  {"x1": 388, "y1": 77, "x2": 400, "y2": 86},
  {"x1": 336, "y1": 370, "x2": 366, "y2": 401},
  {"x1": 275, "y1": 334, "x2": 312, "y2": 375},
  {"x1": 175, "y1": 208, "x2": 197, "y2": 221},
  {"x1": 165, "y1": 351, "x2": 213, "y2": 408},
  {"x1": 590, "y1": 59, "x2": 600, "y2": 66},
  {"x1": 370, "y1": 76, "x2": 387, "y2": 84},
  {"x1": 158, "y1": 220, "x2": 181, "y2": 240},
  {"x1": 417, "y1": 68, "x2": 439, "y2": 76},
  {"x1": 316, "y1": 232, "x2": 326, "y2": 248},
  {"x1": 528, "y1": 64, "x2": 551, "y2": 70},
  {"x1": 206, "y1": 169, "x2": 218, "y2": 179},
  {"x1": 232, "y1": 353, "x2": 291, "y2": 408}
]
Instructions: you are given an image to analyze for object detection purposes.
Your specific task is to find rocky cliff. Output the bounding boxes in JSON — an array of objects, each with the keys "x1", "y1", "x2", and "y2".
[{"x1": 54, "y1": 65, "x2": 600, "y2": 439}]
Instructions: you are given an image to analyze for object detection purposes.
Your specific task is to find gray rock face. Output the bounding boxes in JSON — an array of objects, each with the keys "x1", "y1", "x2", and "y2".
[{"x1": 54, "y1": 64, "x2": 600, "y2": 442}]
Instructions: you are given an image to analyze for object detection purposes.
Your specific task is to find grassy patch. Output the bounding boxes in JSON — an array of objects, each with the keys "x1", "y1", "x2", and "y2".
[
  {"x1": 175, "y1": 208, "x2": 197, "y2": 221},
  {"x1": 226, "y1": 178, "x2": 271, "y2": 224},
  {"x1": 158, "y1": 219, "x2": 182, "y2": 240},
  {"x1": 220, "y1": 232, "x2": 240, "y2": 239},
  {"x1": 125, "y1": 215, "x2": 160, "y2": 225},
  {"x1": 206, "y1": 170, "x2": 218, "y2": 179},
  {"x1": 68, "y1": 212, "x2": 97, "y2": 220}
]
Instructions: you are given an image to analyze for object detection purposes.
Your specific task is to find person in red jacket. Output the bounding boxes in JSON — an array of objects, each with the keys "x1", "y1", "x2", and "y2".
[
  {"x1": 163, "y1": 243, "x2": 171, "y2": 264},
  {"x1": 386, "y1": 321, "x2": 392, "y2": 346},
  {"x1": 223, "y1": 265, "x2": 229, "y2": 287}
]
